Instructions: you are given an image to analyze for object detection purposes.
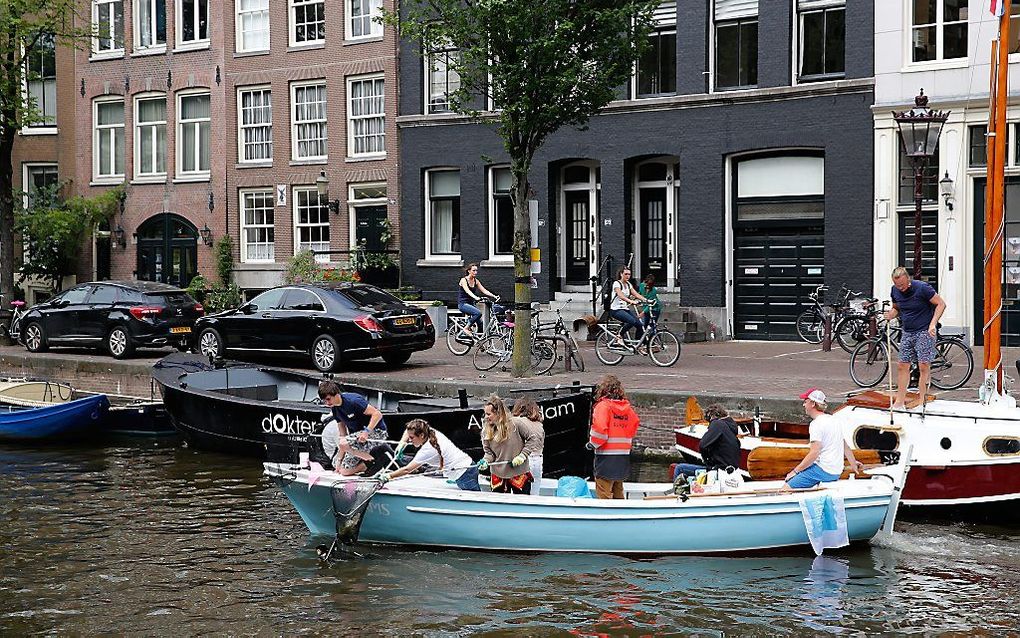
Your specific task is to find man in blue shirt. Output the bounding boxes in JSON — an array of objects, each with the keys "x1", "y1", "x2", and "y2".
[
  {"x1": 883, "y1": 266, "x2": 947, "y2": 407},
  {"x1": 317, "y1": 379, "x2": 388, "y2": 475}
]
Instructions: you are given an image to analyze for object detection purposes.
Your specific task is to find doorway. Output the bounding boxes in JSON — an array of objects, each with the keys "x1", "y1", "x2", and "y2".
[
  {"x1": 633, "y1": 159, "x2": 679, "y2": 288},
  {"x1": 136, "y1": 213, "x2": 199, "y2": 287},
  {"x1": 560, "y1": 162, "x2": 600, "y2": 288}
]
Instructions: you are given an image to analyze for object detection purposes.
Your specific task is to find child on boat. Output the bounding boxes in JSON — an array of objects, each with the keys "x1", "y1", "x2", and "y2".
[
  {"x1": 511, "y1": 397, "x2": 546, "y2": 495},
  {"x1": 479, "y1": 394, "x2": 543, "y2": 494},
  {"x1": 317, "y1": 380, "x2": 389, "y2": 476},
  {"x1": 380, "y1": 419, "x2": 480, "y2": 490}
]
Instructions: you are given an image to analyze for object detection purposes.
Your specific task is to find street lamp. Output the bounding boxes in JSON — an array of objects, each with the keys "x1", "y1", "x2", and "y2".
[
  {"x1": 200, "y1": 223, "x2": 213, "y2": 246},
  {"x1": 315, "y1": 170, "x2": 341, "y2": 214},
  {"x1": 893, "y1": 89, "x2": 949, "y2": 279},
  {"x1": 939, "y1": 171, "x2": 955, "y2": 212}
]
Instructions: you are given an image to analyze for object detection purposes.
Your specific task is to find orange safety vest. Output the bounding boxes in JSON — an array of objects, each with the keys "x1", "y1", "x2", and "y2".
[{"x1": 589, "y1": 398, "x2": 639, "y2": 455}]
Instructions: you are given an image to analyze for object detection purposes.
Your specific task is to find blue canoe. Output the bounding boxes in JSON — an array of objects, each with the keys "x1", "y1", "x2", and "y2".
[{"x1": 0, "y1": 395, "x2": 110, "y2": 441}]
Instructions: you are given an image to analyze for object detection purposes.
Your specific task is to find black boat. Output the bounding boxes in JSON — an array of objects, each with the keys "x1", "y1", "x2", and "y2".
[{"x1": 151, "y1": 353, "x2": 594, "y2": 477}]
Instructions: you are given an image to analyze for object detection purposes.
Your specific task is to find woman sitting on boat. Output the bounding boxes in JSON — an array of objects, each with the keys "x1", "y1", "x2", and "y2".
[
  {"x1": 317, "y1": 380, "x2": 388, "y2": 476},
  {"x1": 479, "y1": 395, "x2": 543, "y2": 494},
  {"x1": 380, "y1": 419, "x2": 480, "y2": 490},
  {"x1": 511, "y1": 398, "x2": 545, "y2": 496}
]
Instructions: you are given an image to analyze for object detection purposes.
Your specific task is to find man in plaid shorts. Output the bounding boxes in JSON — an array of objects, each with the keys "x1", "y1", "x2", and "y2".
[{"x1": 884, "y1": 266, "x2": 947, "y2": 408}]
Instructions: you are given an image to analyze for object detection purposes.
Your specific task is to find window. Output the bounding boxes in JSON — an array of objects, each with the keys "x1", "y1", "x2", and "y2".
[
  {"x1": 1010, "y1": 4, "x2": 1020, "y2": 54},
  {"x1": 348, "y1": 0, "x2": 383, "y2": 39},
  {"x1": 178, "y1": 0, "x2": 209, "y2": 47},
  {"x1": 94, "y1": 99, "x2": 124, "y2": 180},
  {"x1": 236, "y1": 0, "x2": 270, "y2": 52},
  {"x1": 292, "y1": 82, "x2": 327, "y2": 160},
  {"x1": 57, "y1": 286, "x2": 92, "y2": 305},
  {"x1": 911, "y1": 0, "x2": 968, "y2": 63},
  {"x1": 136, "y1": 0, "x2": 167, "y2": 49},
  {"x1": 426, "y1": 169, "x2": 460, "y2": 258},
  {"x1": 249, "y1": 288, "x2": 287, "y2": 311},
  {"x1": 489, "y1": 166, "x2": 513, "y2": 258},
  {"x1": 238, "y1": 87, "x2": 272, "y2": 163},
  {"x1": 23, "y1": 164, "x2": 58, "y2": 210},
  {"x1": 970, "y1": 125, "x2": 987, "y2": 167},
  {"x1": 798, "y1": 1, "x2": 845, "y2": 81},
  {"x1": 427, "y1": 44, "x2": 460, "y2": 113},
  {"x1": 177, "y1": 93, "x2": 210, "y2": 176},
  {"x1": 240, "y1": 189, "x2": 275, "y2": 262},
  {"x1": 715, "y1": 18, "x2": 757, "y2": 89},
  {"x1": 898, "y1": 143, "x2": 939, "y2": 205},
  {"x1": 135, "y1": 96, "x2": 167, "y2": 177},
  {"x1": 93, "y1": 0, "x2": 124, "y2": 54},
  {"x1": 282, "y1": 289, "x2": 325, "y2": 311},
  {"x1": 636, "y1": 2, "x2": 676, "y2": 97},
  {"x1": 290, "y1": 0, "x2": 325, "y2": 46},
  {"x1": 87, "y1": 285, "x2": 120, "y2": 304},
  {"x1": 348, "y1": 75, "x2": 385, "y2": 157},
  {"x1": 25, "y1": 33, "x2": 57, "y2": 127},
  {"x1": 294, "y1": 187, "x2": 330, "y2": 262}
]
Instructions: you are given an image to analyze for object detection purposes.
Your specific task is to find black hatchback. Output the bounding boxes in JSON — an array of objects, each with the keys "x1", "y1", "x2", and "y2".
[
  {"x1": 20, "y1": 281, "x2": 204, "y2": 358},
  {"x1": 192, "y1": 283, "x2": 435, "y2": 371}
]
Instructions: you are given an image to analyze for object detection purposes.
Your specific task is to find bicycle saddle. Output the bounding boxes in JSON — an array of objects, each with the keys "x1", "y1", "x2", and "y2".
[{"x1": 10, "y1": 301, "x2": 24, "y2": 308}]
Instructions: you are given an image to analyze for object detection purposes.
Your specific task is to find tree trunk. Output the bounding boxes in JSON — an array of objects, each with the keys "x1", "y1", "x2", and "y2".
[
  {"x1": 510, "y1": 162, "x2": 533, "y2": 378},
  {"x1": 0, "y1": 127, "x2": 15, "y2": 345}
]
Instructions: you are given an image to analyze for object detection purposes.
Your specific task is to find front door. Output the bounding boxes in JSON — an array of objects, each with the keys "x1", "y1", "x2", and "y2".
[
  {"x1": 136, "y1": 214, "x2": 199, "y2": 287},
  {"x1": 639, "y1": 188, "x2": 668, "y2": 285},
  {"x1": 355, "y1": 205, "x2": 389, "y2": 252},
  {"x1": 565, "y1": 190, "x2": 591, "y2": 285}
]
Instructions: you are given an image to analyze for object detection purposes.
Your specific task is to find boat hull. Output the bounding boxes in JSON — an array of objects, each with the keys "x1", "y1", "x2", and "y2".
[{"x1": 0, "y1": 395, "x2": 110, "y2": 441}]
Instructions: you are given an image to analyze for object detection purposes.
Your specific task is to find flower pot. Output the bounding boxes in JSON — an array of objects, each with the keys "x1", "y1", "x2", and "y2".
[{"x1": 425, "y1": 305, "x2": 448, "y2": 334}]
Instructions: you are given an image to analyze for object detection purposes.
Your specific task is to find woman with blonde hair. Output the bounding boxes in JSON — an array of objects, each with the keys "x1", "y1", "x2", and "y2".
[
  {"x1": 381, "y1": 419, "x2": 480, "y2": 490},
  {"x1": 479, "y1": 395, "x2": 543, "y2": 494},
  {"x1": 511, "y1": 397, "x2": 546, "y2": 495}
]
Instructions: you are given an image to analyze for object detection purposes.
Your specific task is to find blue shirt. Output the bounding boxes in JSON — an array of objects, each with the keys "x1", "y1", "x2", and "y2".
[
  {"x1": 891, "y1": 280, "x2": 937, "y2": 332},
  {"x1": 330, "y1": 392, "x2": 386, "y2": 433}
]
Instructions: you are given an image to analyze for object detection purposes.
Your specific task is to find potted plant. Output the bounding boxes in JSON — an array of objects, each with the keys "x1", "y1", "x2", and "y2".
[{"x1": 425, "y1": 299, "x2": 448, "y2": 334}]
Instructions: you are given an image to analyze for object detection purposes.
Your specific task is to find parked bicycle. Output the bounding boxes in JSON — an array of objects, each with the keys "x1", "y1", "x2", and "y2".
[
  {"x1": 533, "y1": 301, "x2": 585, "y2": 373},
  {"x1": 445, "y1": 297, "x2": 510, "y2": 356},
  {"x1": 472, "y1": 310, "x2": 557, "y2": 374},
  {"x1": 0, "y1": 295, "x2": 28, "y2": 343},
  {"x1": 848, "y1": 312, "x2": 974, "y2": 391},
  {"x1": 795, "y1": 284, "x2": 866, "y2": 344},
  {"x1": 594, "y1": 303, "x2": 681, "y2": 367},
  {"x1": 833, "y1": 296, "x2": 883, "y2": 353}
]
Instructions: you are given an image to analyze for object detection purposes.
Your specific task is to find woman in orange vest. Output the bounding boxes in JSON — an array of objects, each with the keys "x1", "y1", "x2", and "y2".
[{"x1": 588, "y1": 375, "x2": 640, "y2": 499}]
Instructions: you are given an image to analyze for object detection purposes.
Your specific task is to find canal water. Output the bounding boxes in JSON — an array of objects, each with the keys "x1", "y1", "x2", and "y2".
[{"x1": 2, "y1": 440, "x2": 1019, "y2": 635}]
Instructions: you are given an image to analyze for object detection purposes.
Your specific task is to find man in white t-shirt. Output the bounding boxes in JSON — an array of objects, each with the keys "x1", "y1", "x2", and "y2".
[{"x1": 784, "y1": 388, "x2": 864, "y2": 489}]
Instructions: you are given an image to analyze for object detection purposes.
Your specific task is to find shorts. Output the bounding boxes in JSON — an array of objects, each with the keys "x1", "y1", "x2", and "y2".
[
  {"x1": 899, "y1": 329, "x2": 935, "y2": 364},
  {"x1": 787, "y1": 463, "x2": 841, "y2": 489},
  {"x1": 338, "y1": 428, "x2": 388, "y2": 470}
]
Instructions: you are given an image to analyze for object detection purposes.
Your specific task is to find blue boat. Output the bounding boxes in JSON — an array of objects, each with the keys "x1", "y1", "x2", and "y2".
[
  {"x1": 265, "y1": 463, "x2": 904, "y2": 555},
  {"x1": 0, "y1": 395, "x2": 110, "y2": 441}
]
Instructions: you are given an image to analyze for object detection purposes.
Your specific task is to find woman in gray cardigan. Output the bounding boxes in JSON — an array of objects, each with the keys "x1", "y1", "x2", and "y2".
[{"x1": 479, "y1": 395, "x2": 543, "y2": 494}]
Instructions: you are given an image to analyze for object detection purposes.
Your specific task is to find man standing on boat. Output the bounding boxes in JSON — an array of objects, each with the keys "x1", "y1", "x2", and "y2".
[
  {"x1": 884, "y1": 266, "x2": 947, "y2": 408},
  {"x1": 784, "y1": 388, "x2": 864, "y2": 489},
  {"x1": 317, "y1": 380, "x2": 388, "y2": 476}
]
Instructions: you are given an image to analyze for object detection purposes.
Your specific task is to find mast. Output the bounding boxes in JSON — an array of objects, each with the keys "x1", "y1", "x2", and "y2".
[{"x1": 984, "y1": 0, "x2": 1011, "y2": 396}]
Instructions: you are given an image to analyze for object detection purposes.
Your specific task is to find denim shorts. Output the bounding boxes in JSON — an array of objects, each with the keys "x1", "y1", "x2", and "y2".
[
  {"x1": 899, "y1": 329, "x2": 936, "y2": 364},
  {"x1": 787, "y1": 463, "x2": 841, "y2": 489}
]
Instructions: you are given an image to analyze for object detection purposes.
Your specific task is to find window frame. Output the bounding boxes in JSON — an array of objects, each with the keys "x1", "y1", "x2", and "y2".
[
  {"x1": 714, "y1": 17, "x2": 758, "y2": 91},
  {"x1": 293, "y1": 186, "x2": 331, "y2": 262},
  {"x1": 796, "y1": 1, "x2": 846, "y2": 83},
  {"x1": 426, "y1": 43, "x2": 460, "y2": 114},
  {"x1": 347, "y1": 181, "x2": 388, "y2": 248},
  {"x1": 908, "y1": 0, "x2": 970, "y2": 65},
  {"x1": 175, "y1": 0, "x2": 210, "y2": 50},
  {"x1": 289, "y1": 0, "x2": 326, "y2": 48},
  {"x1": 239, "y1": 188, "x2": 276, "y2": 263},
  {"x1": 22, "y1": 162, "x2": 59, "y2": 211},
  {"x1": 133, "y1": 92, "x2": 168, "y2": 180},
  {"x1": 291, "y1": 80, "x2": 328, "y2": 161},
  {"x1": 176, "y1": 90, "x2": 212, "y2": 180},
  {"x1": 347, "y1": 74, "x2": 385, "y2": 158},
  {"x1": 93, "y1": 97, "x2": 125, "y2": 183},
  {"x1": 235, "y1": 0, "x2": 270, "y2": 53},
  {"x1": 237, "y1": 85, "x2": 273, "y2": 164},
  {"x1": 22, "y1": 33, "x2": 57, "y2": 132},
  {"x1": 134, "y1": 0, "x2": 167, "y2": 51},
  {"x1": 424, "y1": 168, "x2": 461, "y2": 261},
  {"x1": 92, "y1": 0, "x2": 125, "y2": 57},
  {"x1": 346, "y1": 0, "x2": 383, "y2": 41},
  {"x1": 634, "y1": 3, "x2": 677, "y2": 101},
  {"x1": 487, "y1": 165, "x2": 514, "y2": 261}
]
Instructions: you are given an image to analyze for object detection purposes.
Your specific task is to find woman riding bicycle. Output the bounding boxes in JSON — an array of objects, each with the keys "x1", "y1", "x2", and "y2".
[
  {"x1": 638, "y1": 274, "x2": 662, "y2": 331},
  {"x1": 458, "y1": 263, "x2": 505, "y2": 333},
  {"x1": 610, "y1": 266, "x2": 648, "y2": 347}
]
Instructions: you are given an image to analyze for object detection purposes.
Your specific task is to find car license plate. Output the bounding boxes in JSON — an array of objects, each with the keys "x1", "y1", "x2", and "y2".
[
  {"x1": 393, "y1": 317, "x2": 416, "y2": 326},
  {"x1": 170, "y1": 326, "x2": 192, "y2": 334}
]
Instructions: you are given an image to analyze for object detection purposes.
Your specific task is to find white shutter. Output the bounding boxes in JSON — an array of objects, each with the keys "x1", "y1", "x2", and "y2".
[
  {"x1": 798, "y1": 0, "x2": 845, "y2": 10},
  {"x1": 737, "y1": 156, "x2": 824, "y2": 198},
  {"x1": 715, "y1": 0, "x2": 758, "y2": 21},
  {"x1": 654, "y1": 1, "x2": 676, "y2": 27}
]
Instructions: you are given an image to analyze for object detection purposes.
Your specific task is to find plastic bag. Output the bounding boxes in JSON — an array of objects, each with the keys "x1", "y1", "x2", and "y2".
[
  {"x1": 556, "y1": 476, "x2": 594, "y2": 498},
  {"x1": 707, "y1": 467, "x2": 745, "y2": 493}
]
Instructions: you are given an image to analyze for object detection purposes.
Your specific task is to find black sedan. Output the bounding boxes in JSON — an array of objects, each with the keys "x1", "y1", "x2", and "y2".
[
  {"x1": 20, "y1": 280, "x2": 204, "y2": 358},
  {"x1": 192, "y1": 283, "x2": 435, "y2": 371}
]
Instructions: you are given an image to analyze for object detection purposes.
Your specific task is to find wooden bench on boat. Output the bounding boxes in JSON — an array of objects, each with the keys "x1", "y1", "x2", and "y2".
[
  {"x1": 747, "y1": 447, "x2": 885, "y2": 481},
  {"x1": 843, "y1": 389, "x2": 934, "y2": 411}
]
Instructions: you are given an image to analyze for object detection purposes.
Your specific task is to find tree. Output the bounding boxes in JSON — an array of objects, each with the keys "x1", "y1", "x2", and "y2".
[
  {"x1": 1, "y1": 1, "x2": 94, "y2": 329},
  {"x1": 388, "y1": 0, "x2": 657, "y2": 376}
]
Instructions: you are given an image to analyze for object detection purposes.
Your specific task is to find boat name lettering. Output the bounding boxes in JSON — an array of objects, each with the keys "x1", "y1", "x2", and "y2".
[
  {"x1": 543, "y1": 401, "x2": 576, "y2": 421},
  {"x1": 261, "y1": 412, "x2": 317, "y2": 435},
  {"x1": 367, "y1": 501, "x2": 390, "y2": 516}
]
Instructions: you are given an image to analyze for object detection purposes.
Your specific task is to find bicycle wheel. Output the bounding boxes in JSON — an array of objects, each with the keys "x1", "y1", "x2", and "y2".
[
  {"x1": 530, "y1": 340, "x2": 557, "y2": 375},
  {"x1": 446, "y1": 321, "x2": 473, "y2": 356},
  {"x1": 595, "y1": 331, "x2": 624, "y2": 365},
  {"x1": 796, "y1": 309, "x2": 823, "y2": 344},
  {"x1": 473, "y1": 335, "x2": 510, "y2": 371},
  {"x1": 929, "y1": 339, "x2": 974, "y2": 391},
  {"x1": 849, "y1": 339, "x2": 889, "y2": 388},
  {"x1": 648, "y1": 330, "x2": 681, "y2": 367},
  {"x1": 567, "y1": 335, "x2": 585, "y2": 372},
  {"x1": 835, "y1": 316, "x2": 868, "y2": 354}
]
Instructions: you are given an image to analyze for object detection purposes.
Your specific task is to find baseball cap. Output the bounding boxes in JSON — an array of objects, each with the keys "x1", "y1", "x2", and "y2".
[{"x1": 799, "y1": 388, "x2": 826, "y2": 403}]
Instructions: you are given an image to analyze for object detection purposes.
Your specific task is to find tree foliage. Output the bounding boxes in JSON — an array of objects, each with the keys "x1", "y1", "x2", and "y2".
[{"x1": 387, "y1": 0, "x2": 657, "y2": 376}]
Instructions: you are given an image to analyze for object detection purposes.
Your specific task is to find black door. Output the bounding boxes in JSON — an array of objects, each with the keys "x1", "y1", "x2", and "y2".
[
  {"x1": 639, "y1": 188, "x2": 667, "y2": 284},
  {"x1": 81, "y1": 284, "x2": 120, "y2": 339},
  {"x1": 276, "y1": 288, "x2": 324, "y2": 352},
  {"x1": 733, "y1": 224, "x2": 824, "y2": 340},
  {"x1": 355, "y1": 205, "x2": 389, "y2": 252},
  {"x1": 974, "y1": 178, "x2": 1020, "y2": 346},
  {"x1": 565, "y1": 190, "x2": 591, "y2": 285},
  {"x1": 225, "y1": 288, "x2": 288, "y2": 350},
  {"x1": 46, "y1": 285, "x2": 92, "y2": 341},
  {"x1": 136, "y1": 214, "x2": 199, "y2": 287}
]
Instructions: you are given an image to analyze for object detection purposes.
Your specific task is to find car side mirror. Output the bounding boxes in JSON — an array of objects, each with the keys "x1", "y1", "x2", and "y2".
[{"x1": 241, "y1": 303, "x2": 255, "y2": 314}]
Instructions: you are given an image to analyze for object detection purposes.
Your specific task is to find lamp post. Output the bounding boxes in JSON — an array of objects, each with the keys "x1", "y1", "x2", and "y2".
[{"x1": 893, "y1": 89, "x2": 949, "y2": 279}]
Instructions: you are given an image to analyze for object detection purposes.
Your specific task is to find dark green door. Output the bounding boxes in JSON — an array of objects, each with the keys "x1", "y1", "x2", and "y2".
[
  {"x1": 355, "y1": 205, "x2": 388, "y2": 252},
  {"x1": 135, "y1": 214, "x2": 199, "y2": 287}
]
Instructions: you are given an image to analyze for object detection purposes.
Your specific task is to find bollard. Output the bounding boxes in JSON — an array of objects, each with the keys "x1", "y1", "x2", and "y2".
[
  {"x1": 821, "y1": 310, "x2": 832, "y2": 352},
  {"x1": 458, "y1": 388, "x2": 468, "y2": 408},
  {"x1": 563, "y1": 338, "x2": 572, "y2": 373}
]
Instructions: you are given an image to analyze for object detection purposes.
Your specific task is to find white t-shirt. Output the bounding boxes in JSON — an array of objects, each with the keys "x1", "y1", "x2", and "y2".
[
  {"x1": 321, "y1": 420, "x2": 340, "y2": 464},
  {"x1": 610, "y1": 281, "x2": 634, "y2": 311},
  {"x1": 809, "y1": 413, "x2": 844, "y2": 475},
  {"x1": 411, "y1": 429, "x2": 473, "y2": 479}
]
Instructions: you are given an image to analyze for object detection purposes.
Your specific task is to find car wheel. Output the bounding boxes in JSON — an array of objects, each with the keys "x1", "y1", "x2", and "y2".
[
  {"x1": 23, "y1": 322, "x2": 47, "y2": 352},
  {"x1": 197, "y1": 328, "x2": 224, "y2": 358},
  {"x1": 311, "y1": 335, "x2": 341, "y2": 372},
  {"x1": 106, "y1": 326, "x2": 135, "y2": 359},
  {"x1": 382, "y1": 351, "x2": 412, "y2": 366}
]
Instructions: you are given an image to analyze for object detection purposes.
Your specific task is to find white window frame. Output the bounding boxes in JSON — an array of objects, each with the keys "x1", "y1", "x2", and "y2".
[
  {"x1": 346, "y1": 0, "x2": 383, "y2": 41},
  {"x1": 291, "y1": 81, "x2": 328, "y2": 161},
  {"x1": 22, "y1": 163, "x2": 59, "y2": 210},
  {"x1": 425, "y1": 43, "x2": 460, "y2": 113},
  {"x1": 632, "y1": 1, "x2": 677, "y2": 99},
  {"x1": 906, "y1": 0, "x2": 970, "y2": 66},
  {"x1": 176, "y1": 90, "x2": 211, "y2": 179},
  {"x1": 347, "y1": 74, "x2": 385, "y2": 158},
  {"x1": 424, "y1": 168, "x2": 461, "y2": 262},
  {"x1": 240, "y1": 188, "x2": 276, "y2": 263},
  {"x1": 347, "y1": 181, "x2": 388, "y2": 247},
  {"x1": 93, "y1": 97, "x2": 125, "y2": 183},
  {"x1": 134, "y1": 0, "x2": 167, "y2": 51},
  {"x1": 92, "y1": 0, "x2": 125, "y2": 57},
  {"x1": 235, "y1": 0, "x2": 270, "y2": 53},
  {"x1": 794, "y1": 0, "x2": 846, "y2": 85},
  {"x1": 133, "y1": 92, "x2": 167, "y2": 180},
  {"x1": 22, "y1": 33, "x2": 57, "y2": 132},
  {"x1": 237, "y1": 86, "x2": 273, "y2": 164},
  {"x1": 176, "y1": 0, "x2": 210, "y2": 50},
  {"x1": 289, "y1": 0, "x2": 325, "y2": 47},
  {"x1": 293, "y1": 186, "x2": 331, "y2": 262},
  {"x1": 487, "y1": 165, "x2": 514, "y2": 262}
]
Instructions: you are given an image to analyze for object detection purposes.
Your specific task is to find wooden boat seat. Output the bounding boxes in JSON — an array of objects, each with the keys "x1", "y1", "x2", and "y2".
[
  {"x1": 747, "y1": 447, "x2": 882, "y2": 481},
  {"x1": 844, "y1": 389, "x2": 934, "y2": 410}
]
